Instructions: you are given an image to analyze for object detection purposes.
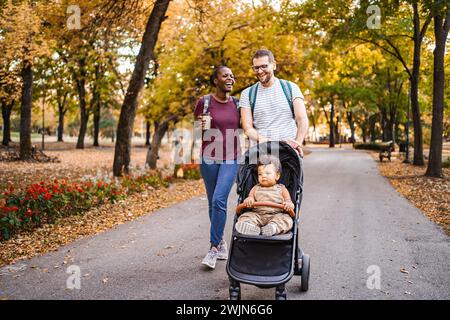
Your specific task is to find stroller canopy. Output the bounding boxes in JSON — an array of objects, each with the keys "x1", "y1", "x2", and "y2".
[{"x1": 236, "y1": 141, "x2": 303, "y2": 203}]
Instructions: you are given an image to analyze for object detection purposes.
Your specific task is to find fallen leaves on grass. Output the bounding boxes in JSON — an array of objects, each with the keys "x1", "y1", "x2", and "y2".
[
  {"x1": 374, "y1": 153, "x2": 450, "y2": 236},
  {"x1": 0, "y1": 179, "x2": 205, "y2": 267}
]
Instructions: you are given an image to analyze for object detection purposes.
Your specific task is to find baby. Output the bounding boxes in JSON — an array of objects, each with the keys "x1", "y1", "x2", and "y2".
[{"x1": 235, "y1": 154, "x2": 294, "y2": 236}]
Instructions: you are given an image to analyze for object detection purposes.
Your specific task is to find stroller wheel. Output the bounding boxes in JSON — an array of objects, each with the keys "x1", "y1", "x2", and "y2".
[
  {"x1": 275, "y1": 285, "x2": 287, "y2": 300},
  {"x1": 229, "y1": 282, "x2": 241, "y2": 300},
  {"x1": 300, "y1": 254, "x2": 310, "y2": 292}
]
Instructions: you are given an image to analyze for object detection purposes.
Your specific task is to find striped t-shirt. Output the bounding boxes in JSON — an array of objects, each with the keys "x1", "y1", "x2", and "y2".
[{"x1": 239, "y1": 78, "x2": 304, "y2": 141}]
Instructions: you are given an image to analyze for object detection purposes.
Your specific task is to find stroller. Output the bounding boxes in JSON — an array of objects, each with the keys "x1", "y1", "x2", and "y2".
[{"x1": 226, "y1": 141, "x2": 310, "y2": 300}]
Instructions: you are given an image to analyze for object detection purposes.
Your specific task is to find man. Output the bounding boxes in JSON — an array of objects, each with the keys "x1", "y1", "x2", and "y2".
[{"x1": 240, "y1": 49, "x2": 309, "y2": 155}]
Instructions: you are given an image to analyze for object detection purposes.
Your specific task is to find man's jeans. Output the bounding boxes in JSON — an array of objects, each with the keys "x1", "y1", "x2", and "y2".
[{"x1": 200, "y1": 158, "x2": 239, "y2": 247}]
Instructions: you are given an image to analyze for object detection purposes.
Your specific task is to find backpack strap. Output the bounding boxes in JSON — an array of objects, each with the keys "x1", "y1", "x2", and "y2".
[
  {"x1": 279, "y1": 79, "x2": 294, "y2": 118},
  {"x1": 202, "y1": 94, "x2": 211, "y2": 114},
  {"x1": 248, "y1": 80, "x2": 295, "y2": 118},
  {"x1": 248, "y1": 83, "x2": 259, "y2": 115},
  {"x1": 231, "y1": 96, "x2": 239, "y2": 109}
]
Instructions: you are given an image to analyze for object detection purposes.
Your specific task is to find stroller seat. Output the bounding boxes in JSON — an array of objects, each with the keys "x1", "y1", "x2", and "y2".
[{"x1": 233, "y1": 230, "x2": 294, "y2": 242}]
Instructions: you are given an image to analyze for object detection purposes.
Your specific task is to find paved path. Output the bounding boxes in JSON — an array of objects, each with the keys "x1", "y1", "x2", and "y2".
[{"x1": 1, "y1": 147, "x2": 449, "y2": 300}]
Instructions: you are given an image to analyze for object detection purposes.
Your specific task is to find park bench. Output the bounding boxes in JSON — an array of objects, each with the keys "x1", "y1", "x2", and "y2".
[{"x1": 379, "y1": 141, "x2": 395, "y2": 162}]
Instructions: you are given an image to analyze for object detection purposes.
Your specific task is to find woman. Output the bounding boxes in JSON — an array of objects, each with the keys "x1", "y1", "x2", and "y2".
[{"x1": 194, "y1": 66, "x2": 240, "y2": 269}]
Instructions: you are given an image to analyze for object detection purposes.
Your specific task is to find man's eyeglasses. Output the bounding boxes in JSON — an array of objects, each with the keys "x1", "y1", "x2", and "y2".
[{"x1": 252, "y1": 64, "x2": 269, "y2": 72}]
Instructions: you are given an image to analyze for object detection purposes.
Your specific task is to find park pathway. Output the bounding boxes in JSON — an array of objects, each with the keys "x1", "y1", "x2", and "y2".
[{"x1": 0, "y1": 147, "x2": 449, "y2": 300}]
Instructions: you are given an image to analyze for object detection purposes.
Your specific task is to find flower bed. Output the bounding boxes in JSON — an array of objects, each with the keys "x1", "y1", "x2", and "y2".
[{"x1": 0, "y1": 170, "x2": 170, "y2": 241}]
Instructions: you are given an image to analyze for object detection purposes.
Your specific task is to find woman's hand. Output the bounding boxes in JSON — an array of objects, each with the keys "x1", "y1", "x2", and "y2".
[{"x1": 243, "y1": 197, "x2": 255, "y2": 207}]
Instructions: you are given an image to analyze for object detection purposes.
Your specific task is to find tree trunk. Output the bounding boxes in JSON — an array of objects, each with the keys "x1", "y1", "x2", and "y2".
[
  {"x1": 57, "y1": 109, "x2": 66, "y2": 142},
  {"x1": 346, "y1": 111, "x2": 355, "y2": 143},
  {"x1": 113, "y1": 0, "x2": 171, "y2": 176},
  {"x1": 361, "y1": 124, "x2": 367, "y2": 143},
  {"x1": 410, "y1": 2, "x2": 428, "y2": 165},
  {"x1": 93, "y1": 64, "x2": 101, "y2": 147},
  {"x1": 76, "y1": 59, "x2": 88, "y2": 149},
  {"x1": 93, "y1": 102, "x2": 101, "y2": 147},
  {"x1": 20, "y1": 64, "x2": 33, "y2": 160},
  {"x1": 1, "y1": 100, "x2": 13, "y2": 146},
  {"x1": 394, "y1": 120, "x2": 400, "y2": 144},
  {"x1": 426, "y1": 8, "x2": 449, "y2": 177},
  {"x1": 369, "y1": 115, "x2": 377, "y2": 142},
  {"x1": 335, "y1": 115, "x2": 340, "y2": 145},
  {"x1": 380, "y1": 107, "x2": 393, "y2": 142},
  {"x1": 145, "y1": 120, "x2": 151, "y2": 146},
  {"x1": 329, "y1": 101, "x2": 335, "y2": 148},
  {"x1": 57, "y1": 93, "x2": 68, "y2": 142},
  {"x1": 146, "y1": 118, "x2": 174, "y2": 169}
]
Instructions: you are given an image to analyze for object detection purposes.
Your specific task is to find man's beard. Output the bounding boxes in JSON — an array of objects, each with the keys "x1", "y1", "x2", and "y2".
[{"x1": 259, "y1": 73, "x2": 272, "y2": 84}]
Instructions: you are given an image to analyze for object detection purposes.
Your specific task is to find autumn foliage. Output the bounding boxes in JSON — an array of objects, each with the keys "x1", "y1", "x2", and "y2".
[{"x1": 0, "y1": 171, "x2": 170, "y2": 241}]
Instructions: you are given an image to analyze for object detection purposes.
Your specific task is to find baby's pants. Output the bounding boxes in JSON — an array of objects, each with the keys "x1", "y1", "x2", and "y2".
[{"x1": 237, "y1": 211, "x2": 293, "y2": 234}]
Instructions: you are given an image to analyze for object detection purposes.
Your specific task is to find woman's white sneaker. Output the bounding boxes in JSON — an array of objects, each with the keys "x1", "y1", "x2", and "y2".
[
  {"x1": 202, "y1": 247, "x2": 218, "y2": 269},
  {"x1": 217, "y1": 240, "x2": 228, "y2": 260}
]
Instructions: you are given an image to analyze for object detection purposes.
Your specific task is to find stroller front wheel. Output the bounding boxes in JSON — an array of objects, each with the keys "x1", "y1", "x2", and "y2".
[
  {"x1": 275, "y1": 285, "x2": 287, "y2": 300},
  {"x1": 300, "y1": 254, "x2": 310, "y2": 292},
  {"x1": 229, "y1": 281, "x2": 241, "y2": 300}
]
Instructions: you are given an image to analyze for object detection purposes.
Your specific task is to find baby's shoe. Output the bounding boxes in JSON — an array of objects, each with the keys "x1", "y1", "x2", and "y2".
[
  {"x1": 235, "y1": 221, "x2": 261, "y2": 235},
  {"x1": 261, "y1": 223, "x2": 277, "y2": 236}
]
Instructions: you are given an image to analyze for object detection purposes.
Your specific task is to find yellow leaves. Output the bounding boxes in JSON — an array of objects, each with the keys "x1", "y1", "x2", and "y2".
[
  {"x1": 0, "y1": 1, "x2": 50, "y2": 65},
  {"x1": 400, "y1": 267, "x2": 409, "y2": 274},
  {"x1": 376, "y1": 153, "x2": 450, "y2": 236}
]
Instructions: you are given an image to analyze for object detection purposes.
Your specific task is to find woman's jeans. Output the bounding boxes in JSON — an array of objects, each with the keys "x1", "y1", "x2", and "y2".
[{"x1": 200, "y1": 158, "x2": 239, "y2": 247}]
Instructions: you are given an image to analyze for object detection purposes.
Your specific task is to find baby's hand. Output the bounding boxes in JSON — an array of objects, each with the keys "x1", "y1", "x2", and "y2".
[
  {"x1": 244, "y1": 197, "x2": 255, "y2": 207},
  {"x1": 283, "y1": 201, "x2": 295, "y2": 212}
]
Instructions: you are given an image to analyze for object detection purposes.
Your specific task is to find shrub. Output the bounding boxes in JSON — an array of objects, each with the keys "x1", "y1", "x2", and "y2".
[
  {"x1": 354, "y1": 142, "x2": 395, "y2": 151},
  {"x1": 443, "y1": 157, "x2": 450, "y2": 168},
  {"x1": 173, "y1": 164, "x2": 201, "y2": 179}
]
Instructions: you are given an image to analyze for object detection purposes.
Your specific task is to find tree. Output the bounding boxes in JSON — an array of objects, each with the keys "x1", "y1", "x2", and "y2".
[
  {"x1": 426, "y1": 1, "x2": 450, "y2": 177},
  {"x1": 0, "y1": 70, "x2": 19, "y2": 146},
  {"x1": 356, "y1": 1, "x2": 431, "y2": 164},
  {"x1": 2, "y1": 1, "x2": 49, "y2": 159},
  {"x1": 113, "y1": 0, "x2": 171, "y2": 176}
]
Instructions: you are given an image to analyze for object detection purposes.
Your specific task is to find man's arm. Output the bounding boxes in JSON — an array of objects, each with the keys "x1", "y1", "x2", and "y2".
[
  {"x1": 293, "y1": 97, "x2": 309, "y2": 146},
  {"x1": 240, "y1": 107, "x2": 267, "y2": 143}
]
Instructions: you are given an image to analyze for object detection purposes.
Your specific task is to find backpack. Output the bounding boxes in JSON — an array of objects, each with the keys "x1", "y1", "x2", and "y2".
[
  {"x1": 202, "y1": 94, "x2": 239, "y2": 114},
  {"x1": 248, "y1": 79, "x2": 294, "y2": 117}
]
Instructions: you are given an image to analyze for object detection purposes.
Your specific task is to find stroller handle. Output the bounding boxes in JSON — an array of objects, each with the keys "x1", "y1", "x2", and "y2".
[{"x1": 236, "y1": 201, "x2": 295, "y2": 218}]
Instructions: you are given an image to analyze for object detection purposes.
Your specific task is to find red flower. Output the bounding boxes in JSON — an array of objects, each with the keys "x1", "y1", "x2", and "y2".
[
  {"x1": 26, "y1": 208, "x2": 33, "y2": 217},
  {"x1": 44, "y1": 193, "x2": 52, "y2": 200}
]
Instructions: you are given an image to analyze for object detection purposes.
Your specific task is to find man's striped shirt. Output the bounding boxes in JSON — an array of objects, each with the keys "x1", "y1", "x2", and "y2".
[{"x1": 240, "y1": 77, "x2": 304, "y2": 141}]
